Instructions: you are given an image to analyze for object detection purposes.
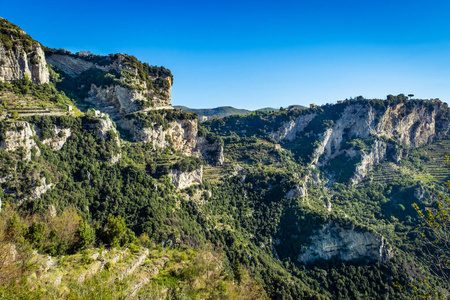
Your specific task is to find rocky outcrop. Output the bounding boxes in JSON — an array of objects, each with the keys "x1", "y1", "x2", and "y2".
[
  {"x1": 0, "y1": 19, "x2": 49, "y2": 84},
  {"x1": 284, "y1": 182, "x2": 308, "y2": 200},
  {"x1": 0, "y1": 121, "x2": 39, "y2": 160},
  {"x1": 197, "y1": 138, "x2": 224, "y2": 164},
  {"x1": 169, "y1": 166, "x2": 203, "y2": 190},
  {"x1": 123, "y1": 115, "x2": 223, "y2": 164},
  {"x1": 45, "y1": 52, "x2": 172, "y2": 120},
  {"x1": 19, "y1": 177, "x2": 53, "y2": 203},
  {"x1": 86, "y1": 84, "x2": 146, "y2": 117},
  {"x1": 37, "y1": 125, "x2": 72, "y2": 150},
  {"x1": 270, "y1": 101, "x2": 450, "y2": 184},
  {"x1": 297, "y1": 222, "x2": 393, "y2": 264},
  {"x1": 124, "y1": 118, "x2": 197, "y2": 155},
  {"x1": 351, "y1": 139, "x2": 387, "y2": 184},
  {"x1": 89, "y1": 112, "x2": 121, "y2": 146},
  {"x1": 270, "y1": 113, "x2": 316, "y2": 142}
]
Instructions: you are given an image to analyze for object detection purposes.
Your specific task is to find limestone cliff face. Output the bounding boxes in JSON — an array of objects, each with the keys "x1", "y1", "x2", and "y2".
[
  {"x1": 351, "y1": 139, "x2": 387, "y2": 184},
  {"x1": 270, "y1": 113, "x2": 317, "y2": 142},
  {"x1": 297, "y1": 222, "x2": 393, "y2": 264},
  {"x1": 126, "y1": 118, "x2": 198, "y2": 155},
  {"x1": 90, "y1": 112, "x2": 120, "y2": 146},
  {"x1": 0, "y1": 121, "x2": 39, "y2": 160},
  {"x1": 271, "y1": 101, "x2": 450, "y2": 183},
  {"x1": 0, "y1": 19, "x2": 49, "y2": 84},
  {"x1": 169, "y1": 166, "x2": 203, "y2": 190},
  {"x1": 35, "y1": 125, "x2": 72, "y2": 150},
  {"x1": 45, "y1": 52, "x2": 172, "y2": 120},
  {"x1": 86, "y1": 85, "x2": 146, "y2": 117},
  {"x1": 123, "y1": 115, "x2": 223, "y2": 163},
  {"x1": 18, "y1": 177, "x2": 53, "y2": 204}
]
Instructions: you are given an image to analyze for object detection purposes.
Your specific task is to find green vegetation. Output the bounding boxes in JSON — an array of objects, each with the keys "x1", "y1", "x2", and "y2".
[
  {"x1": 1, "y1": 26, "x2": 450, "y2": 298},
  {"x1": 125, "y1": 109, "x2": 197, "y2": 130},
  {"x1": 0, "y1": 18, "x2": 39, "y2": 53},
  {"x1": 174, "y1": 105, "x2": 252, "y2": 118}
]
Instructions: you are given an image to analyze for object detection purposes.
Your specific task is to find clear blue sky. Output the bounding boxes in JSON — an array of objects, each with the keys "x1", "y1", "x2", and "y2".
[{"x1": 2, "y1": 0, "x2": 450, "y2": 110}]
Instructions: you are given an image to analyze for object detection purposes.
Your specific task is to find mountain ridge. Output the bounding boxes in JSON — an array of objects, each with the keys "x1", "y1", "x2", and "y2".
[{"x1": 0, "y1": 18, "x2": 448, "y2": 299}]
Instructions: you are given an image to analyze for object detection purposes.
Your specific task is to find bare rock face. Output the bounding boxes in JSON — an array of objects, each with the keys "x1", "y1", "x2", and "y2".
[
  {"x1": 270, "y1": 113, "x2": 317, "y2": 142},
  {"x1": 297, "y1": 222, "x2": 393, "y2": 264},
  {"x1": 37, "y1": 125, "x2": 72, "y2": 150},
  {"x1": 86, "y1": 84, "x2": 146, "y2": 117},
  {"x1": 88, "y1": 112, "x2": 121, "y2": 146},
  {"x1": 351, "y1": 139, "x2": 387, "y2": 184},
  {"x1": 19, "y1": 177, "x2": 53, "y2": 204},
  {"x1": 0, "y1": 19, "x2": 49, "y2": 84},
  {"x1": 284, "y1": 182, "x2": 308, "y2": 200},
  {"x1": 169, "y1": 166, "x2": 203, "y2": 190},
  {"x1": 45, "y1": 52, "x2": 172, "y2": 120},
  {"x1": 123, "y1": 115, "x2": 223, "y2": 164},
  {"x1": 0, "y1": 121, "x2": 40, "y2": 160},
  {"x1": 128, "y1": 118, "x2": 198, "y2": 155},
  {"x1": 270, "y1": 101, "x2": 450, "y2": 183}
]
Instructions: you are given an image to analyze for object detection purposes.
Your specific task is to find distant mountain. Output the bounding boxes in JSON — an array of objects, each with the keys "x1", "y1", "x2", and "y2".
[
  {"x1": 173, "y1": 106, "x2": 251, "y2": 118},
  {"x1": 174, "y1": 104, "x2": 306, "y2": 118},
  {"x1": 256, "y1": 107, "x2": 280, "y2": 112}
]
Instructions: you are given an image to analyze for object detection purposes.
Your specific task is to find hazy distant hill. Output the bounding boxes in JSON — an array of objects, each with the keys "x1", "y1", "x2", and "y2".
[
  {"x1": 173, "y1": 106, "x2": 251, "y2": 117},
  {"x1": 174, "y1": 105, "x2": 305, "y2": 118}
]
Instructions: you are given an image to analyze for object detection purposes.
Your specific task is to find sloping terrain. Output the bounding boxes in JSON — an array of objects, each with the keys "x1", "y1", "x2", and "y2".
[{"x1": 0, "y1": 18, "x2": 449, "y2": 300}]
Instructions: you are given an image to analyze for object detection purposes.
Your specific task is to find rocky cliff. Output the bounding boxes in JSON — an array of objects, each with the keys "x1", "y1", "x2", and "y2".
[
  {"x1": 270, "y1": 100, "x2": 450, "y2": 183},
  {"x1": 0, "y1": 18, "x2": 49, "y2": 84},
  {"x1": 169, "y1": 166, "x2": 203, "y2": 190},
  {"x1": 0, "y1": 121, "x2": 40, "y2": 160},
  {"x1": 45, "y1": 50, "x2": 172, "y2": 120},
  {"x1": 123, "y1": 111, "x2": 224, "y2": 164},
  {"x1": 297, "y1": 222, "x2": 393, "y2": 264}
]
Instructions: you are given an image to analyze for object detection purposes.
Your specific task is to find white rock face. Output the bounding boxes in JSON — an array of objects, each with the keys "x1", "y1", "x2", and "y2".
[
  {"x1": 284, "y1": 182, "x2": 308, "y2": 200},
  {"x1": 169, "y1": 166, "x2": 203, "y2": 190},
  {"x1": 19, "y1": 177, "x2": 53, "y2": 203},
  {"x1": 46, "y1": 53, "x2": 172, "y2": 115},
  {"x1": 270, "y1": 113, "x2": 317, "y2": 142},
  {"x1": 297, "y1": 222, "x2": 393, "y2": 264},
  {"x1": 270, "y1": 102, "x2": 449, "y2": 183},
  {"x1": 89, "y1": 113, "x2": 121, "y2": 146},
  {"x1": 0, "y1": 31, "x2": 49, "y2": 84},
  {"x1": 39, "y1": 125, "x2": 72, "y2": 150},
  {"x1": 351, "y1": 139, "x2": 387, "y2": 184},
  {"x1": 87, "y1": 84, "x2": 146, "y2": 116},
  {"x1": 46, "y1": 54, "x2": 100, "y2": 77},
  {"x1": 124, "y1": 117, "x2": 223, "y2": 164},
  {"x1": 312, "y1": 104, "x2": 373, "y2": 166},
  {"x1": 134, "y1": 118, "x2": 198, "y2": 155},
  {"x1": 0, "y1": 121, "x2": 40, "y2": 160}
]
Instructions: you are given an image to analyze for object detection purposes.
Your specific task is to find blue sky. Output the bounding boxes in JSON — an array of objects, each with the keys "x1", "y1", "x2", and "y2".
[{"x1": 2, "y1": 0, "x2": 450, "y2": 109}]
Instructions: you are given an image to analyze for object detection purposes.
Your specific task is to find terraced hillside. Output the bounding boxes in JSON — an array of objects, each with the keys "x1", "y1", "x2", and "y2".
[
  {"x1": 4, "y1": 245, "x2": 265, "y2": 299},
  {"x1": 369, "y1": 137, "x2": 450, "y2": 184},
  {"x1": 423, "y1": 138, "x2": 450, "y2": 181},
  {"x1": 0, "y1": 89, "x2": 79, "y2": 117}
]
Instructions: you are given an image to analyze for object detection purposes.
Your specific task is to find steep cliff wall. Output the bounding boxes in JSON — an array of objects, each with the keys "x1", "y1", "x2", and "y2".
[
  {"x1": 297, "y1": 222, "x2": 393, "y2": 264},
  {"x1": 271, "y1": 100, "x2": 450, "y2": 183},
  {"x1": 123, "y1": 111, "x2": 223, "y2": 163},
  {"x1": 0, "y1": 18, "x2": 49, "y2": 84},
  {"x1": 0, "y1": 121, "x2": 39, "y2": 160},
  {"x1": 169, "y1": 166, "x2": 203, "y2": 190},
  {"x1": 45, "y1": 51, "x2": 172, "y2": 119}
]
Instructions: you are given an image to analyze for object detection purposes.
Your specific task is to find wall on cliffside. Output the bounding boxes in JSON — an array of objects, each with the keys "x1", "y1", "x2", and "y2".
[{"x1": 0, "y1": 18, "x2": 49, "y2": 84}]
